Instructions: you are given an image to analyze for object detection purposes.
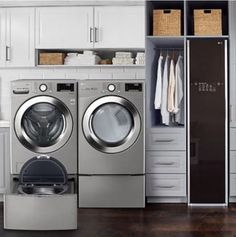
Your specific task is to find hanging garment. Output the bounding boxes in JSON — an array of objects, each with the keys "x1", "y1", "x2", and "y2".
[
  {"x1": 174, "y1": 55, "x2": 184, "y2": 124},
  {"x1": 154, "y1": 55, "x2": 164, "y2": 109},
  {"x1": 167, "y1": 59, "x2": 176, "y2": 113},
  {"x1": 161, "y1": 55, "x2": 170, "y2": 126}
]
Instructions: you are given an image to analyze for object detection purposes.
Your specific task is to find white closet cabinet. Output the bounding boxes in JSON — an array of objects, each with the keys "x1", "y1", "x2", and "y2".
[
  {"x1": 0, "y1": 8, "x2": 35, "y2": 67},
  {"x1": 94, "y1": 6, "x2": 145, "y2": 48},
  {"x1": 36, "y1": 7, "x2": 93, "y2": 49},
  {"x1": 36, "y1": 6, "x2": 145, "y2": 49},
  {"x1": 0, "y1": 128, "x2": 9, "y2": 194},
  {"x1": 0, "y1": 9, "x2": 6, "y2": 66}
]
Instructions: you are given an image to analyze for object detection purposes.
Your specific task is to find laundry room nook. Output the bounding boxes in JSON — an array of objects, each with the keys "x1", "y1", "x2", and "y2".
[{"x1": 0, "y1": 0, "x2": 235, "y2": 236}]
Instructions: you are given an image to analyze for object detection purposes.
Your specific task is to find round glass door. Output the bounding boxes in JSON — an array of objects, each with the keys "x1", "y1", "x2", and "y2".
[
  {"x1": 15, "y1": 96, "x2": 73, "y2": 153},
  {"x1": 83, "y1": 96, "x2": 141, "y2": 153},
  {"x1": 92, "y1": 103, "x2": 133, "y2": 144}
]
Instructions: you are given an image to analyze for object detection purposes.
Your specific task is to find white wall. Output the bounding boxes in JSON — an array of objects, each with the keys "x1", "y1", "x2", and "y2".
[{"x1": 0, "y1": 66, "x2": 145, "y2": 120}]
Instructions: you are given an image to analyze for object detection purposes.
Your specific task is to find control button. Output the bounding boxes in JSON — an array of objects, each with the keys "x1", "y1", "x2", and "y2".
[
  {"x1": 39, "y1": 84, "x2": 47, "y2": 92},
  {"x1": 107, "y1": 84, "x2": 116, "y2": 92}
]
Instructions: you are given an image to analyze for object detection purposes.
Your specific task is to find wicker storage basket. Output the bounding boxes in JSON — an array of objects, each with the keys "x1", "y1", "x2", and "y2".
[
  {"x1": 39, "y1": 53, "x2": 66, "y2": 65},
  {"x1": 153, "y1": 9, "x2": 181, "y2": 36},
  {"x1": 194, "y1": 9, "x2": 222, "y2": 36}
]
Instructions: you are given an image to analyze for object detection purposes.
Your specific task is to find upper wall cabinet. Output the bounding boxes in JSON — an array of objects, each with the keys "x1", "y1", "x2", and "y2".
[
  {"x1": 35, "y1": 6, "x2": 145, "y2": 49},
  {"x1": 94, "y1": 6, "x2": 145, "y2": 49},
  {"x1": 0, "y1": 9, "x2": 6, "y2": 66},
  {"x1": 36, "y1": 7, "x2": 93, "y2": 49},
  {"x1": 0, "y1": 8, "x2": 35, "y2": 67}
]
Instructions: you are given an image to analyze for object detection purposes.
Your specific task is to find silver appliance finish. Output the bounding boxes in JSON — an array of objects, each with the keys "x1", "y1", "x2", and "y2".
[
  {"x1": 10, "y1": 79, "x2": 77, "y2": 174},
  {"x1": 5, "y1": 79, "x2": 78, "y2": 230},
  {"x1": 79, "y1": 80, "x2": 145, "y2": 208}
]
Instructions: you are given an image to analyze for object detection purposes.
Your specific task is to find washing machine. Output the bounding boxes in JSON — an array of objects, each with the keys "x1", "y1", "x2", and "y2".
[
  {"x1": 4, "y1": 79, "x2": 77, "y2": 230},
  {"x1": 78, "y1": 80, "x2": 145, "y2": 208}
]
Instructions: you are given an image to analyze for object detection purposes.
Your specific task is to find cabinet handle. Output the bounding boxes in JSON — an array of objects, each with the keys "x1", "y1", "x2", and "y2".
[
  {"x1": 154, "y1": 139, "x2": 174, "y2": 143},
  {"x1": 155, "y1": 185, "x2": 175, "y2": 189},
  {"x1": 155, "y1": 162, "x2": 175, "y2": 166},
  {"x1": 94, "y1": 27, "x2": 98, "y2": 43},
  {"x1": 6, "y1": 46, "x2": 10, "y2": 61},
  {"x1": 89, "y1": 27, "x2": 94, "y2": 43}
]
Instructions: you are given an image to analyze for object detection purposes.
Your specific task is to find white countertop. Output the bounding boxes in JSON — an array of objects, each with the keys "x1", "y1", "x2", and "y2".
[{"x1": 0, "y1": 120, "x2": 10, "y2": 128}]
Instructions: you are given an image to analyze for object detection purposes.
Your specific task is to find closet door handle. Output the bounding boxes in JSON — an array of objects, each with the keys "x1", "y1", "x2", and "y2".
[
  {"x1": 230, "y1": 105, "x2": 233, "y2": 122},
  {"x1": 154, "y1": 139, "x2": 174, "y2": 143},
  {"x1": 94, "y1": 27, "x2": 99, "y2": 43},
  {"x1": 89, "y1": 27, "x2": 94, "y2": 43},
  {"x1": 6, "y1": 46, "x2": 10, "y2": 61}
]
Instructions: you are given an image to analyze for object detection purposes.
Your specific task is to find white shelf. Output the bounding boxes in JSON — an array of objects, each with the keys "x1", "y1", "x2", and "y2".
[{"x1": 36, "y1": 64, "x2": 145, "y2": 68}]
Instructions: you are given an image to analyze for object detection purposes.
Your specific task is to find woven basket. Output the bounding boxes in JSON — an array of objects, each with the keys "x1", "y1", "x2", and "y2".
[
  {"x1": 194, "y1": 9, "x2": 222, "y2": 36},
  {"x1": 39, "y1": 53, "x2": 66, "y2": 65},
  {"x1": 153, "y1": 9, "x2": 181, "y2": 36}
]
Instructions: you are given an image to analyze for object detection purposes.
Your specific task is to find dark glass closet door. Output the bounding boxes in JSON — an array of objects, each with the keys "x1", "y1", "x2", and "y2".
[{"x1": 189, "y1": 39, "x2": 227, "y2": 204}]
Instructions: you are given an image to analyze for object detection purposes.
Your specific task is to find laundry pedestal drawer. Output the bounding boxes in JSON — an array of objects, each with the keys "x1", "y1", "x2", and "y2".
[
  {"x1": 79, "y1": 175, "x2": 145, "y2": 208},
  {"x1": 146, "y1": 174, "x2": 186, "y2": 197},
  {"x1": 4, "y1": 194, "x2": 77, "y2": 230}
]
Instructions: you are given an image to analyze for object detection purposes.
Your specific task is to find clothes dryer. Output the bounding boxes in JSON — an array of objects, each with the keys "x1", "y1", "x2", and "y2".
[{"x1": 78, "y1": 80, "x2": 145, "y2": 208}]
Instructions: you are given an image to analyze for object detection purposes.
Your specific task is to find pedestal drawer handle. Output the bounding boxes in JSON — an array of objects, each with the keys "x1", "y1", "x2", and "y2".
[
  {"x1": 155, "y1": 162, "x2": 175, "y2": 166},
  {"x1": 154, "y1": 139, "x2": 174, "y2": 143},
  {"x1": 155, "y1": 185, "x2": 175, "y2": 189}
]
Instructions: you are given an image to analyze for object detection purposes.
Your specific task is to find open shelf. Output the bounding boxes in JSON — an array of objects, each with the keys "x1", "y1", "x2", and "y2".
[
  {"x1": 146, "y1": 0, "x2": 229, "y2": 37},
  {"x1": 186, "y1": 0, "x2": 229, "y2": 36},
  {"x1": 36, "y1": 49, "x2": 145, "y2": 67},
  {"x1": 146, "y1": 1, "x2": 185, "y2": 36}
]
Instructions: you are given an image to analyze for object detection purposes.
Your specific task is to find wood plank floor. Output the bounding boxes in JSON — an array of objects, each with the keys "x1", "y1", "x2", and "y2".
[{"x1": 1, "y1": 203, "x2": 236, "y2": 236}]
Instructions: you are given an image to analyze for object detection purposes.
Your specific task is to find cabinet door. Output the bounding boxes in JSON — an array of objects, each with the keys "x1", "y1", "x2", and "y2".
[
  {"x1": 6, "y1": 8, "x2": 35, "y2": 67},
  {"x1": 188, "y1": 39, "x2": 227, "y2": 204},
  {"x1": 94, "y1": 6, "x2": 145, "y2": 49},
  {"x1": 0, "y1": 128, "x2": 9, "y2": 193},
  {"x1": 0, "y1": 9, "x2": 6, "y2": 66},
  {"x1": 36, "y1": 7, "x2": 93, "y2": 49}
]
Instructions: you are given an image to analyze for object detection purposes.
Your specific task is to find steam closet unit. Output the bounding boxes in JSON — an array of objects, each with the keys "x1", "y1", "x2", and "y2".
[{"x1": 187, "y1": 38, "x2": 228, "y2": 206}]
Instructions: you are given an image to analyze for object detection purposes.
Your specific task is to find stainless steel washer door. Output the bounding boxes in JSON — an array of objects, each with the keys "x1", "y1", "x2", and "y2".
[
  {"x1": 83, "y1": 96, "x2": 141, "y2": 153},
  {"x1": 14, "y1": 96, "x2": 73, "y2": 153}
]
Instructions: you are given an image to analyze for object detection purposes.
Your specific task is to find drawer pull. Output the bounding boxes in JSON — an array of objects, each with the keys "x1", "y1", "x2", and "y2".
[
  {"x1": 154, "y1": 139, "x2": 174, "y2": 143},
  {"x1": 155, "y1": 162, "x2": 175, "y2": 165},
  {"x1": 155, "y1": 185, "x2": 175, "y2": 189}
]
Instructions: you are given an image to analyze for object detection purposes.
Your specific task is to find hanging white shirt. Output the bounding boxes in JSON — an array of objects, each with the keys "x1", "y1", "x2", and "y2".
[
  {"x1": 174, "y1": 55, "x2": 184, "y2": 124},
  {"x1": 161, "y1": 55, "x2": 170, "y2": 126},
  {"x1": 154, "y1": 55, "x2": 163, "y2": 109},
  {"x1": 167, "y1": 59, "x2": 176, "y2": 113}
]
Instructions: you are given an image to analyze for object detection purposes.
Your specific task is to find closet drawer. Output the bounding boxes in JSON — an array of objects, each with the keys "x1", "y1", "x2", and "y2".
[
  {"x1": 146, "y1": 174, "x2": 186, "y2": 197},
  {"x1": 230, "y1": 128, "x2": 236, "y2": 150},
  {"x1": 230, "y1": 151, "x2": 236, "y2": 173},
  {"x1": 146, "y1": 151, "x2": 186, "y2": 174},
  {"x1": 147, "y1": 131, "x2": 186, "y2": 151},
  {"x1": 230, "y1": 174, "x2": 236, "y2": 196}
]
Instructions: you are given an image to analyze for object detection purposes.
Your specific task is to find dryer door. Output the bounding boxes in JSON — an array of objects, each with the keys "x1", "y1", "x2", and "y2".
[
  {"x1": 83, "y1": 96, "x2": 141, "y2": 153},
  {"x1": 14, "y1": 96, "x2": 73, "y2": 153}
]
